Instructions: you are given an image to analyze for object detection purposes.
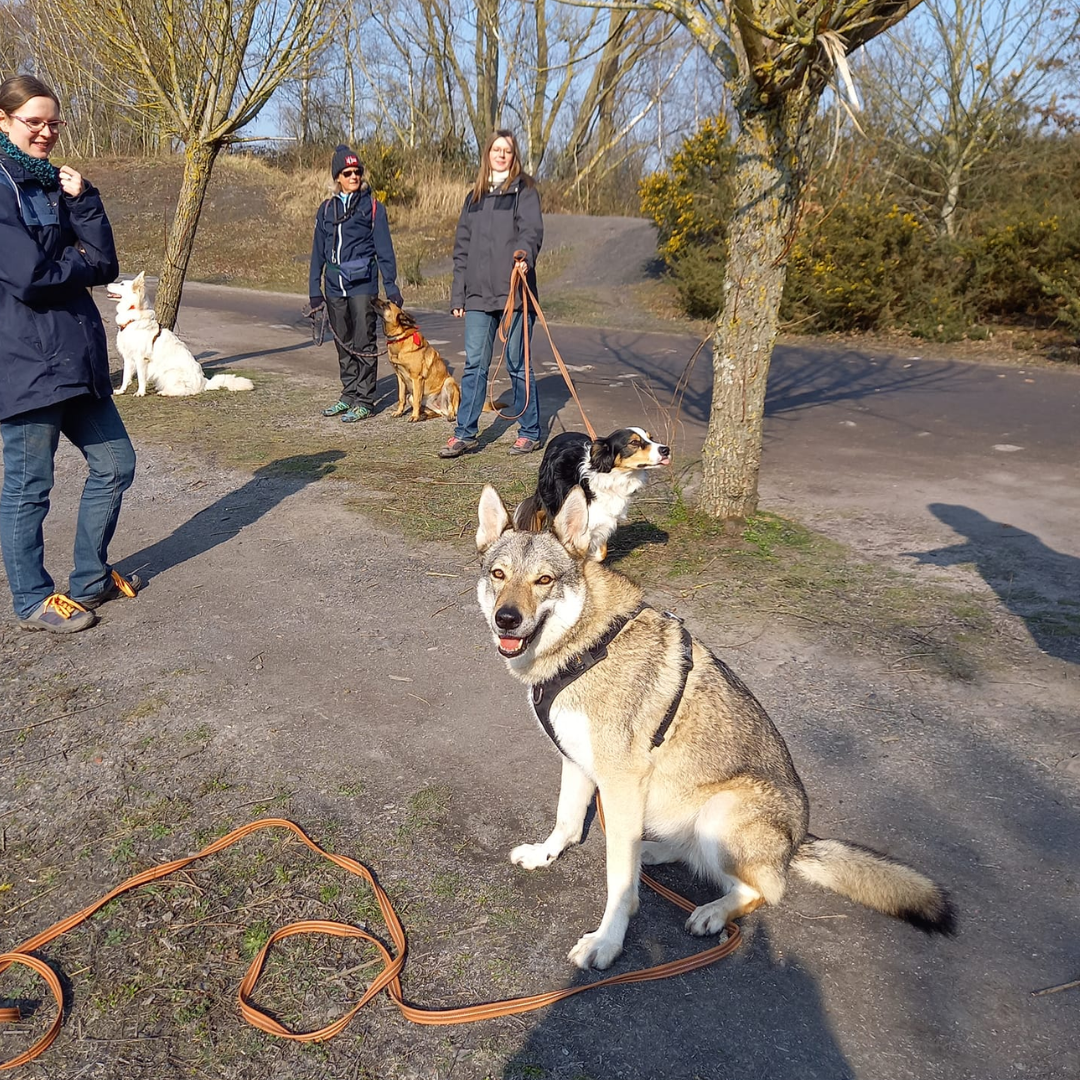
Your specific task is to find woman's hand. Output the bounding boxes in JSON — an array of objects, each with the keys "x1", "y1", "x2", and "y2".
[
  {"x1": 513, "y1": 249, "x2": 529, "y2": 272},
  {"x1": 58, "y1": 165, "x2": 84, "y2": 198},
  {"x1": 452, "y1": 308, "x2": 464, "y2": 318}
]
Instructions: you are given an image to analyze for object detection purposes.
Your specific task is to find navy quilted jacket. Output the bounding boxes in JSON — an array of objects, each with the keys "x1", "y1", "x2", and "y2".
[
  {"x1": 0, "y1": 149, "x2": 119, "y2": 421},
  {"x1": 309, "y1": 185, "x2": 399, "y2": 300}
]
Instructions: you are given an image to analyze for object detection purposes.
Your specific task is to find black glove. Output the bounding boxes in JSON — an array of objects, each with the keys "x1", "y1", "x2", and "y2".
[
  {"x1": 387, "y1": 290, "x2": 404, "y2": 306},
  {"x1": 308, "y1": 295, "x2": 324, "y2": 312}
]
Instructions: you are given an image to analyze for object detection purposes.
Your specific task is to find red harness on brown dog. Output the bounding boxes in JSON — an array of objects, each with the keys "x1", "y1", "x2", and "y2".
[{"x1": 385, "y1": 330, "x2": 423, "y2": 347}]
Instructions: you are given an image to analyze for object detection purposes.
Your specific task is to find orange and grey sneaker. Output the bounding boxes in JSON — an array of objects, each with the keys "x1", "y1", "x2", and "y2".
[
  {"x1": 76, "y1": 570, "x2": 144, "y2": 610},
  {"x1": 18, "y1": 594, "x2": 98, "y2": 634}
]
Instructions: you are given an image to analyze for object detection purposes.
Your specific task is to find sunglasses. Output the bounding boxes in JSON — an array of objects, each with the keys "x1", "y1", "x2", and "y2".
[{"x1": 340, "y1": 169, "x2": 361, "y2": 178}]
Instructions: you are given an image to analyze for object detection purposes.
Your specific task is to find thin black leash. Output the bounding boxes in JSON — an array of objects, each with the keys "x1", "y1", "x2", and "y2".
[{"x1": 305, "y1": 303, "x2": 388, "y2": 362}]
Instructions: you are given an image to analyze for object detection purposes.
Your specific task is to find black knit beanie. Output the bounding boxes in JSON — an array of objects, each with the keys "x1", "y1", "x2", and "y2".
[{"x1": 331, "y1": 144, "x2": 361, "y2": 179}]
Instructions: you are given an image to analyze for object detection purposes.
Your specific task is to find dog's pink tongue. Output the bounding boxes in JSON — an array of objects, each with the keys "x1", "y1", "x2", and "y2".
[{"x1": 500, "y1": 637, "x2": 523, "y2": 653}]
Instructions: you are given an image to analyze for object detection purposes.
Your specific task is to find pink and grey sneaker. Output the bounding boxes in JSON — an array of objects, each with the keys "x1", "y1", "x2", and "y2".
[{"x1": 507, "y1": 437, "x2": 541, "y2": 455}]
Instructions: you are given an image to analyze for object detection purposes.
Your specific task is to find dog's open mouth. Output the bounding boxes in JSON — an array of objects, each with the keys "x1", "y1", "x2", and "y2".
[{"x1": 497, "y1": 634, "x2": 532, "y2": 658}]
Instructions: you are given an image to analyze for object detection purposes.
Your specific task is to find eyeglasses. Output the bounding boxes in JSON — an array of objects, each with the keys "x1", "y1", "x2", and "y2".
[
  {"x1": 340, "y1": 169, "x2": 361, "y2": 178},
  {"x1": 10, "y1": 115, "x2": 67, "y2": 135}
]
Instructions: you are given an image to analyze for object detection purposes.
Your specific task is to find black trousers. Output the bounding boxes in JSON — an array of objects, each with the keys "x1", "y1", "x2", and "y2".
[{"x1": 326, "y1": 294, "x2": 378, "y2": 409}]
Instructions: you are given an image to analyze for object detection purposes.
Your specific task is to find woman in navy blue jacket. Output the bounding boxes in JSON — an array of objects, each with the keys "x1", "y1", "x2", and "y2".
[
  {"x1": 0, "y1": 75, "x2": 137, "y2": 633},
  {"x1": 309, "y1": 145, "x2": 402, "y2": 422}
]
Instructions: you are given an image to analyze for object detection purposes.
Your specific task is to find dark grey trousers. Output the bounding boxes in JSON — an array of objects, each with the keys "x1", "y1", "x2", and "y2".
[{"x1": 326, "y1": 294, "x2": 378, "y2": 409}]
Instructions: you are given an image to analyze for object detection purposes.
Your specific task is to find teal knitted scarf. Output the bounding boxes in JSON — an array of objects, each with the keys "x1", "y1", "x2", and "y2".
[{"x1": 0, "y1": 131, "x2": 59, "y2": 190}]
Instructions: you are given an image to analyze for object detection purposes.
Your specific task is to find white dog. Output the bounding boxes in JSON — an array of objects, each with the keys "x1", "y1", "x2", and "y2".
[{"x1": 106, "y1": 272, "x2": 254, "y2": 397}]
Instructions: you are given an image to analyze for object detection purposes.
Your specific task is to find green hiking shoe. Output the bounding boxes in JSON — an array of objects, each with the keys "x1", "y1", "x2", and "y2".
[
  {"x1": 322, "y1": 400, "x2": 350, "y2": 417},
  {"x1": 341, "y1": 405, "x2": 373, "y2": 422}
]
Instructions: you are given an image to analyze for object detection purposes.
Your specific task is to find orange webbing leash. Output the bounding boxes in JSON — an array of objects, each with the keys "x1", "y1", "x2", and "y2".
[
  {"x1": 1, "y1": 814, "x2": 739, "y2": 1069},
  {"x1": 491, "y1": 262, "x2": 598, "y2": 440}
]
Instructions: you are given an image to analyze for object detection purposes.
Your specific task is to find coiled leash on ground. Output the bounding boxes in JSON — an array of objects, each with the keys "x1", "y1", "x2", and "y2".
[
  {"x1": 0, "y1": 810, "x2": 739, "y2": 1070},
  {"x1": 491, "y1": 259, "x2": 597, "y2": 440}
]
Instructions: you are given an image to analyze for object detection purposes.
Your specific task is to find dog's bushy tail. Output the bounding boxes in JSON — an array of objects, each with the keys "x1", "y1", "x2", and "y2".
[
  {"x1": 512, "y1": 492, "x2": 547, "y2": 533},
  {"x1": 205, "y1": 374, "x2": 255, "y2": 392},
  {"x1": 791, "y1": 836, "x2": 956, "y2": 935}
]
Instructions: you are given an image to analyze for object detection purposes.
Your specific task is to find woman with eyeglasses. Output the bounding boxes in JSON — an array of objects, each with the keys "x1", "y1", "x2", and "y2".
[
  {"x1": 440, "y1": 129, "x2": 544, "y2": 458},
  {"x1": 309, "y1": 144, "x2": 403, "y2": 423},
  {"x1": 0, "y1": 74, "x2": 138, "y2": 633}
]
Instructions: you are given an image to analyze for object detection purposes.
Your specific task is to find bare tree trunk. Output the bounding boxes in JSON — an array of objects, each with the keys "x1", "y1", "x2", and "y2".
[
  {"x1": 156, "y1": 139, "x2": 222, "y2": 330},
  {"x1": 474, "y1": 0, "x2": 500, "y2": 144},
  {"x1": 699, "y1": 89, "x2": 808, "y2": 520}
]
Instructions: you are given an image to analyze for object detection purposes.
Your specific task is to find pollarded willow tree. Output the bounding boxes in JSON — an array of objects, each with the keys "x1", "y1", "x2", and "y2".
[
  {"x1": 589, "y1": 0, "x2": 926, "y2": 520},
  {"x1": 39, "y1": 0, "x2": 332, "y2": 329}
]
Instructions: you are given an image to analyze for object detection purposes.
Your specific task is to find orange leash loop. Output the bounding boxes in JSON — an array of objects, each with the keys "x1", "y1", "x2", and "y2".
[
  {"x1": 491, "y1": 264, "x2": 597, "y2": 441},
  {"x1": 1, "y1": 815, "x2": 739, "y2": 1069}
]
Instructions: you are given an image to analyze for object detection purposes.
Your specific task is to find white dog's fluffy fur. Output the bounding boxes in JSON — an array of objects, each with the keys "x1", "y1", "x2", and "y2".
[{"x1": 107, "y1": 272, "x2": 254, "y2": 397}]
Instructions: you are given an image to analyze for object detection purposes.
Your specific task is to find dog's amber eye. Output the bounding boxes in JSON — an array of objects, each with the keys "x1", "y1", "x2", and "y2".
[
  {"x1": 536, "y1": 574, "x2": 553, "y2": 586},
  {"x1": 491, "y1": 568, "x2": 505, "y2": 580}
]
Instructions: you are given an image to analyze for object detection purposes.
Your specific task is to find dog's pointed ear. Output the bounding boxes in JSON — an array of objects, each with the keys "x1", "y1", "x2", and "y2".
[
  {"x1": 132, "y1": 271, "x2": 145, "y2": 288},
  {"x1": 477, "y1": 485, "x2": 512, "y2": 552},
  {"x1": 552, "y1": 486, "x2": 591, "y2": 557}
]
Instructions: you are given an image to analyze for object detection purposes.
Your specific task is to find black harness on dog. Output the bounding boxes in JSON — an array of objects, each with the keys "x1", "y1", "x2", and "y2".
[{"x1": 529, "y1": 605, "x2": 694, "y2": 756}]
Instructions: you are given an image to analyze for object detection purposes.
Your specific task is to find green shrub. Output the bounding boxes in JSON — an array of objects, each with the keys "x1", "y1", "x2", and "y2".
[
  {"x1": 640, "y1": 116, "x2": 734, "y2": 317},
  {"x1": 784, "y1": 195, "x2": 960, "y2": 334},
  {"x1": 669, "y1": 245, "x2": 727, "y2": 319}
]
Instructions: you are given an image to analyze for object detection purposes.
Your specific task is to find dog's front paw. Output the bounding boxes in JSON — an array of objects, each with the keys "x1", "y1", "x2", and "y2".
[
  {"x1": 134, "y1": 389, "x2": 147, "y2": 397},
  {"x1": 390, "y1": 408, "x2": 406, "y2": 418},
  {"x1": 685, "y1": 902, "x2": 733, "y2": 938},
  {"x1": 510, "y1": 842, "x2": 558, "y2": 870},
  {"x1": 568, "y1": 930, "x2": 623, "y2": 971},
  {"x1": 115, "y1": 386, "x2": 127, "y2": 395}
]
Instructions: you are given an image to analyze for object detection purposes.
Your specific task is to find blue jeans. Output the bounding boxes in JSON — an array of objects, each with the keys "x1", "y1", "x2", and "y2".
[
  {"x1": 1, "y1": 396, "x2": 136, "y2": 618},
  {"x1": 455, "y1": 309, "x2": 541, "y2": 443}
]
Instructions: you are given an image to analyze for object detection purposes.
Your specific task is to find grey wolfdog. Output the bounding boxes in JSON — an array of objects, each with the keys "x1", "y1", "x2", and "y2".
[{"x1": 476, "y1": 484, "x2": 956, "y2": 971}]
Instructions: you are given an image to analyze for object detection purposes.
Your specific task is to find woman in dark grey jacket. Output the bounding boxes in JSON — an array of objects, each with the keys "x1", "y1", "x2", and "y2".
[
  {"x1": 0, "y1": 75, "x2": 137, "y2": 634},
  {"x1": 440, "y1": 129, "x2": 544, "y2": 458}
]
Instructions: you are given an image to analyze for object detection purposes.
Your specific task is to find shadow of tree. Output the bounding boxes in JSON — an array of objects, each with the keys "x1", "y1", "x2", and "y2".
[
  {"x1": 906, "y1": 504, "x2": 1080, "y2": 664},
  {"x1": 117, "y1": 451, "x2": 344, "y2": 583}
]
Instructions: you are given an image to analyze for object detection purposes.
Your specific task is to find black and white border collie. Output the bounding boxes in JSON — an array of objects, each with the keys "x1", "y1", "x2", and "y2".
[{"x1": 514, "y1": 428, "x2": 672, "y2": 560}]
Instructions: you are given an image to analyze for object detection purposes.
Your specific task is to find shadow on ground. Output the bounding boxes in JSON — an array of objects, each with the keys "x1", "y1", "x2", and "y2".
[
  {"x1": 117, "y1": 451, "x2": 344, "y2": 583},
  {"x1": 907, "y1": 504, "x2": 1080, "y2": 665}
]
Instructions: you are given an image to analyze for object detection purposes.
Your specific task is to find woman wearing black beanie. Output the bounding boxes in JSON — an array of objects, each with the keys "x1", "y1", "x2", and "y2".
[{"x1": 309, "y1": 145, "x2": 403, "y2": 422}]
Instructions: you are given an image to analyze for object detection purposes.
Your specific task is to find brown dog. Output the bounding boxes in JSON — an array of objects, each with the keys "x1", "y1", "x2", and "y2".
[{"x1": 373, "y1": 299, "x2": 461, "y2": 422}]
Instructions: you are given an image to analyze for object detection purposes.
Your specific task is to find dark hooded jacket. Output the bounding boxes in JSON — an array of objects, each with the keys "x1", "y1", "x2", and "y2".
[
  {"x1": 451, "y1": 175, "x2": 543, "y2": 312},
  {"x1": 0, "y1": 148, "x2": 119, "y2": 421},
  {"x1": 309, "y1": 183, "x2": 400, "y2": 301}
]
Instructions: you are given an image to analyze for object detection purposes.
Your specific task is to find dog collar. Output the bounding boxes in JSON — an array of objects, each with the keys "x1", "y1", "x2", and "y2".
[
  {"x1": 529, "y1": 606, "x2": 693, "y2": 755},
  {"x1": 385, "y1": 330, "x2": 422, "y2": 346}
]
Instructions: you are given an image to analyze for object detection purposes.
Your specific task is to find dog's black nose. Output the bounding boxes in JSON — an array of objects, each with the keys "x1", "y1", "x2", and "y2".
[
  {"x1": 659, "y1": 445, "x2": 671, "y2": 457},
  {"x1": 495, "y1": 606, "x2": 522, "y2": 632}
]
